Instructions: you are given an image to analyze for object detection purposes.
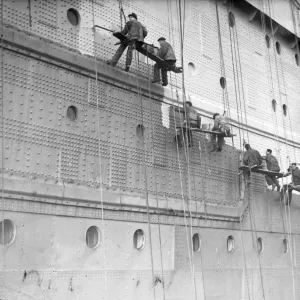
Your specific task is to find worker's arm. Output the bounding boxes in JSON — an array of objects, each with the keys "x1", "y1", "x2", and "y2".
[
  {"x1": 174, "y1": 106, "x2": 184, "y2": 113},
  {"x1": 121, "y1": 21, "x2": 130, "y2": 35},
  {"x1": 142, "y1": 25, "x2": 148, "y2": 38},
  {"x1": 243, "y1": 153, "x2": 248, "y2": 165}
]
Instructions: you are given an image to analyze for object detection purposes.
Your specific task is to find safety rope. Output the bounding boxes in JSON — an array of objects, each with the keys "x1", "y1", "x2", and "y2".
[
  {"x1": 145, "y1": 53, "x2": 166, "y2": 300},
  {"x1": 267, "y1": 1, "x2": 296, "y2": 298},
  {"x1": 227, "y1": 2, "x2": 266, "y2": 299},
  {"x1": 1, "y1": 0, "x2": 6, "y2": 293},
  {"x1": 166, "y1": 0, "x2": 200, "y2": 298},
  {"x1": 258, "y1": 1, "x2": 288, "y2": 243},
  {"x1": 92, "y1": 2, "x2": 108, "y2": 298},
  {"x1": 134, "y1": 46, "x2": 157, "y2": 300},
  {"x1": 215, "y1": 2, "x2": 251, "y2": 298}
]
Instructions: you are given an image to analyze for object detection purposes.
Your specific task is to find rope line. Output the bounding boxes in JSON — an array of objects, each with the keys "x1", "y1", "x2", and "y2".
[{"x1": 92, "y1": 2, "x2": 108, "y2": 298}]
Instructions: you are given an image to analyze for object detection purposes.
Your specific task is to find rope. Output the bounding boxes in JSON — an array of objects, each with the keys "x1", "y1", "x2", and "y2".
[
  {"x1": 146, "y1": 53, "x2": 166, "y2": 300},
  {"x1": 92, "y1": 2, "x2": 108, "y2": 299},
  {"x1": 267, "y1": 1, "x2": 296, "y2": 298},
  {"x1": 134, "y1": 47, "x2": 157, "y2": 300},
  {"x1": 1, "y1": 0, "x2": 6, "y2": 293}
]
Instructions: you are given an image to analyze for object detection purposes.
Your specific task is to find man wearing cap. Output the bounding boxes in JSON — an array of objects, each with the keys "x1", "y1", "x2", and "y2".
[
  {"x1": 152, "y1": 37, "x2": 176, "y2": 86},
  {"x1": 210, "y1": 113, "x2": 230, "y2": 152},
  {"x1": 175, "y1": 100, "x2": 201, "y2": 147},
  {"x1": 281, "y1": 163, "x2": 300, "y2": 205},
  {"x1": 107, "y1": 13, "x2": 147, "y2": 72},
  {"x1": 262, "y1": 149, "x2": 281, "y2": 191}
]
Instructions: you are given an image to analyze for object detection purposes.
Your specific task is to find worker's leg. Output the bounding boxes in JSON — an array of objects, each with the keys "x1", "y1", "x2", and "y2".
[
  {"x1": 109, "y1": 43, "x2": 128, "y2": 66},
  {"x1": 217, "y1": 136, "x2": 224, "y2": 151},
  {"x1": 161, "y1": 67, "x2": 168, "y2": 86},
  {"x1": 152, "y1": 63, "x2": 161, "y2": 83},
  {"x1": 125, "y1": 42, "x2": 134, "y2": 71},
  {"x1": 210, "y1": 127, "x2": 219, "y2": 151},
  {"x1": 272, "y1": 176, "x2": 280, "y2": 192}
]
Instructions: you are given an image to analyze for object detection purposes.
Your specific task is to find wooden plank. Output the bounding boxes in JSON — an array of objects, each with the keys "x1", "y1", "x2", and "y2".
[
  {"x1": 239, "y1": 165, "x2": 285, "y2": 178},
  {"x1": 176, "y1": 127, "x2": 236, "y2": 137},
  {"x1": 112, "y1": 32, "x2": 182, "y2": 73}
]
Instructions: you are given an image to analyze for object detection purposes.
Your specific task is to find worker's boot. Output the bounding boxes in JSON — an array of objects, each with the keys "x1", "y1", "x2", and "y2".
[
  {"x1": 106, "y1": 60, "x2": 116, "y2": 66},
  {"x1": 125, "y1": 65, "x2": 130, "y2": 72}
]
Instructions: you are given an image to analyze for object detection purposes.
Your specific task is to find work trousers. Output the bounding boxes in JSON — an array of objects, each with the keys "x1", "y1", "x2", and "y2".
[
  {"x1": 281, "y1": 184, "x2": 300, "y2": 205},
  {"x1": 111, "y1": 41, "x2": 141, "y2": 67},
  {"x1": 153, "y1": 60, "x2": 176, "y2": 85},
  {"x1": 265, "y1": 175, "x2": 280, "y2": 191},
  {"x1": 210, "y1": 126, "x2": 230, "y2": 150}
]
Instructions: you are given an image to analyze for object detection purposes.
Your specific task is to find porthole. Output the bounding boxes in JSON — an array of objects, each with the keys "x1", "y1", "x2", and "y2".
[
  {"x1": 67, "y1": 106, "x2": 78, "y2": 121},
  {"x1": 187, "y1": 62, "x2": 196, "y2": 76},
  {"x1": 227, "y1": 235, "x2": 235, "y2": 253},
  {"x1": 271, "y1": 99, "x2": 277, "y2": 112},
  {"x1": 86, "y1": 226, "x2": 100, "y2": 249},
  {"x1": 282, "y1": 104, "x2": 287, "y2": 116},
  {"x1": 295, "y1": 54, "x2": 299, "y2": 66},
  {"x1": 67, "y1": 8, "x2": 80, "y2": 26},
  {"x1": 282, "y1": 238, "x2": 288, "y2": 254},
  {"x1": 136, "y1": 124, "x2": 145, "y2": 139},
  {"x1": 228, "y1": 12, "x2": 235, "y2": 27},
  {"x1": 133, "y1": 229, "x2": 145, "y2": 250},
  {"x1": 192, "y1": 233, "x2": 201, "y2": 252},
  {"x1": 275, "y1": 42, "x2": 281, "y2": 54},
  {"x1": 220, "y1": 77, "x2": 226, "y2": 89},
  {"x1": 0, "y1": 219, "x2": 16, "y2": 246},
  {"x1": 257, "y1": 237, "x2": 263, "y2": 253},
  {"x1": 265, "y1": 35, "x2": 270, "y2": 48}
]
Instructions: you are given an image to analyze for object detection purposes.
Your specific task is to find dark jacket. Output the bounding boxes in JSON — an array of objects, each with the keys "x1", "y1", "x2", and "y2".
[
  {"x1": 158, "y1": 41, "x2": 176, "y2": 61},
  {"x1": 264, "y1": 154, "x2": 280, "y2": 172},
  {"x1": 292, "y1": 167, "x2": 300, "y2": 186},
  {"x1": 122, "y1": 19, "x2": 147, "y2": 42},
  {"x1": 185, "y1": 106, "x2": 201, "y2": 128},
  {"x1": 243, "y1": 148, "x2": 262, "y2": 167}
]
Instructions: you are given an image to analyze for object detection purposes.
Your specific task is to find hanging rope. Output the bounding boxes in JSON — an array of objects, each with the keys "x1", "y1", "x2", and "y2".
[
  {"x1": 1, "y1": 0, "x2": 6, "y2": 292},
  {"x1": 145, "y1": 52, "x2": 166, "y2": 300},
  {"x1": 267, "y1": 1, "x2": 296, "y2": 298},
  {"x1": 134, "y1": 46, "x2": 157, "y2": 300},
  {"x1": 92, "y1": 2, "x2": 108, "y2": 299}
]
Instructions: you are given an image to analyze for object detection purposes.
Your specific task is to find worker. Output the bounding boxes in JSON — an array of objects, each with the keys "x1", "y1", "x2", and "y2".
[
  {"x1": 262, "y1": 149, "x2": 281, "y2": 191},
  {"x1": 280, "y1": 163, "x2": 300, "y2": 205},
  {"x1": 175, "y1": 100, "x2": 201, "y2": 147},
  {"x1": 151, "y1": 37, "x2": 176, "y2": 87},
  {"x1": 242, "y1": 144, "x2": 262, "y2": 185},
  {"x1": 210, "y1": 113, "x2": 230, "y2": 152},
  {"x1": 107, "y1": 13, "x2": 147, "y2": 72}
]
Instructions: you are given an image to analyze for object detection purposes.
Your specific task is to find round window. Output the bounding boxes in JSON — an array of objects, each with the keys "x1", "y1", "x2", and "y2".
[
  {"x1": 192, "y1": 233, "x2": 201, "y2": 252},
  {"x1": 228, "y1": 12, "x2": 235, "y2": 27},
  {"x1": 187, "y1": 62, "x2": 196, "y2": 76},
  {"x1": 67, "y1": 106, "x2": 78, "y2": 121},
  {"x1": 271, "y1": 99, "x2": 277, "y2": 112},
  {"x1": 86, "y1": 226, "x2": 100, "y2": 249},
  {"x1": 227, "y1": 235, "x2": 235, "y2": 253},
  {"x1": 265, "y1": 35, "x2": 270, "y2": 48},
  {"x1": 0, "y1": 219, "x2": 16, "y2": 246},
  {"x1": 257, "y1": 237, "x2": 263, "y2": 253},
  {"x1": 133, "y1": 229, "x2": 145, "y2": 250},
  {"x1": 67, "y1": 8, "x2": 80, "y2": 26},
  {"x1": 283, "y1": 238, "x2": 288, "y2": 254},
  {"x1": 136, "y1": 124, "x2": 145, "y2": 139},
  {"x1": 275, "y1": 42, "x2": 281, "y2": 54},
  {"x1": 282, "y1": 104, "x2": 287, "y2": 116},
  {"x1": 220, "y1": 77, "x2": 226, "y2": 89}
]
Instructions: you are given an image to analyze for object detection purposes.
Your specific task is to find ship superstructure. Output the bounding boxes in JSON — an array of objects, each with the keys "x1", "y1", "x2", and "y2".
[{"x1": 0, "y1": 0, "x2": 300, "y2": 299}]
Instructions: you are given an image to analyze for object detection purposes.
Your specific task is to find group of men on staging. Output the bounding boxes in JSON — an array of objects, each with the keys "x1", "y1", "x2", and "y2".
[
  {"x1": 106, "y1": 12, "x2": 299, "y2": 205},
  {"x1": 107, "y1": 12, "x2": 177, "y2": 87}
]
